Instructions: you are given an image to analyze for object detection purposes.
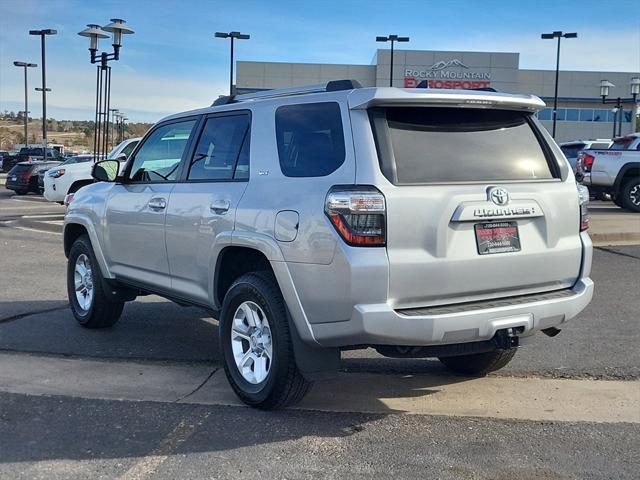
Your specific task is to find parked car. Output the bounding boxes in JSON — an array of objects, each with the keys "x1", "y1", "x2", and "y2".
[
  {"x1": 44, "y1": 139, "x2": 140, "y2": 203},
  {"x1": 2, "y1": 147, "x2": 62, "y2": 172},
  {"x1": 63, "y1": 81, "x2": 593, "y2": 409},
  {"x1": 560, "y1": 139, "x2": 612, "y2": 171},
  {"x1": 576, "y1": 133, "x2": 640, "y2": 211},
  {"x1": 6, "y1": 161, "x2": 61, "y2": 195}
]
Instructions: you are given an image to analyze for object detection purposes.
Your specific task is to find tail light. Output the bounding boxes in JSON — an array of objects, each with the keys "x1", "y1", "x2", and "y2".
[
  {"x1": 577, "y1": 184, "x2": 589, "y2": 231},
  {"x1": 18, "y1": 171, "x2": 31, "y2": 181},
  {"x1": 325, "y1": 186, "x2": 386, "y2": 246},
  {"x1": 582, "y1": 153, "x2": 595, "y2": 173}
]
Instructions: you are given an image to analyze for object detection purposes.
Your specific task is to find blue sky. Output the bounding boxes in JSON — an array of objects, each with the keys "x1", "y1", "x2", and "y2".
[{"x1": 1, "y1": 0, "x2": 639, "y2": 122}]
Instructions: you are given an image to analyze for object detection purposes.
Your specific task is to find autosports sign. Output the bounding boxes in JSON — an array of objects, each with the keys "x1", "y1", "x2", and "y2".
[{"x1": 404, "y1": 59, "x2": 491, "y2": 89}]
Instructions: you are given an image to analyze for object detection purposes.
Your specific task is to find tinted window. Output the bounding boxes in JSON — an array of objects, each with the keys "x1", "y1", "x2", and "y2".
[
  {"x1": 188, "y1": 114, "x2": 250, "y2": 181},
  {"x1": 128, "y1": 120, "x2": 196, "y2": 182},
  {"x1": 120, "y1": 140, "x2": 138, "y2": 159},
  {"x1": 370, "y1": 107, "x2": 554, "y2": 184},
  {"x1": 561, "y1": 144, "x2": 584, "y2": 158},
  {"x1": 275, "y1": 102, "x2": 345, "y2": 177}
]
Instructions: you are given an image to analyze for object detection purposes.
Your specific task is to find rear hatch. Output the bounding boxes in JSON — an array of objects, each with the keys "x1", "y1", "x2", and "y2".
[
  {"x1": 360, "y1": 100, "x2": 583, "y2": 309},
  {"x1": 7, "y1": 164, "x2": 34, "y2": 185}
]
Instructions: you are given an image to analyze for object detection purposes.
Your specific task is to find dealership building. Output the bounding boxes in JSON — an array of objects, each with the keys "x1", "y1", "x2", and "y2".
[{"x1": 236, "y1": 49, "x2": 639, "y2": 142}]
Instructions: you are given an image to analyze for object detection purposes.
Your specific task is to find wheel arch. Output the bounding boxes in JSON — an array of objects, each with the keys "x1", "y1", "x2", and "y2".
[
  {"x1": 63, "y1": 215, "x2": 113, "y2": 278},
  {"x1": 613, "y1": 162, "x2": 640, "y2": 193}
]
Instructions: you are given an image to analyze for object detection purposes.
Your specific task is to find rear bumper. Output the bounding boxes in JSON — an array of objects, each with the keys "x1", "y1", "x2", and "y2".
[{"x1": 311, "y1": 278, "x2": 594, "y2": 347}]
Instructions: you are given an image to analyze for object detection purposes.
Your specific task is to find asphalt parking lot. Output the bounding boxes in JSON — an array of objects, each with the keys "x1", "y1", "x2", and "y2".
[{"x1": 1, "y1": 188, "x2": 639, "y2": 479}]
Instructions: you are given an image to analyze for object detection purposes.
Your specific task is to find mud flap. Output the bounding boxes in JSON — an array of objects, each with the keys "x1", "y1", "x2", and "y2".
[{"x1": 288, "y1": 314, "x2": 340, "y2": 381}]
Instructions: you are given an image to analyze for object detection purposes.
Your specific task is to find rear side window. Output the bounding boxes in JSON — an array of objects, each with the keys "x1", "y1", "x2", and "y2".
[
  {"x1": 275, "y1": 102, "x2": 345, "y2": 177},
  {"x1": 188, "y1": 113, "x2": 250, "y2": 181},
  {"x1": 370, "y1": 107, "x2": 556, "y2": 184}
]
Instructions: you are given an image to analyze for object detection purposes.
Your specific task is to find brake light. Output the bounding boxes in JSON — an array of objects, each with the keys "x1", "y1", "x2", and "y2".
[
  {"x1": 582, "y1": 154, "x2": 595, "y2": 172},
  {"x1": 18, "y1": 172, "x2": 31, "y2": 181},
  {"x1": 63, "y1": 193, "x2": 75, "y2": 207},
  {"x1": 325, "y1": 186, "x2": 386, "y2": 246},
  {"x1": 577, "y1": 184, "x2": 589, "y2": 231}
]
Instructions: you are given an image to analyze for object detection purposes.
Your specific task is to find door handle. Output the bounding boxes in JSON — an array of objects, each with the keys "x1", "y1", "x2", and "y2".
[
  {"x1": 210, "y1": 199, "x2": 230, "y2": 214},
  {"x1": 148, "y1": 197, "x2": 167, "y2": 210}
]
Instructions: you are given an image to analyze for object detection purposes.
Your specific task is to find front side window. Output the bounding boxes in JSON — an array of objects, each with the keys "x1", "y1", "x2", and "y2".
[
  {"x1": 370, "y1": 107, "x2": 555, "y2": 184},
  {"x1": 128, "y1": 120, "x2": 196, "y2": 182},
  {"x1": 187, "y1": 113, "x2": 250, "y2": 181},
  {"x1": 275, "y1": 102, "x2": 345, "y2": 177}
]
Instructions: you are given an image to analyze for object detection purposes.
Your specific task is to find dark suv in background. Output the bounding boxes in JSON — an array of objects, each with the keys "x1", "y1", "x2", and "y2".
[{"x1": 6, "y1": 161, "x2": 61, "y2": 195}]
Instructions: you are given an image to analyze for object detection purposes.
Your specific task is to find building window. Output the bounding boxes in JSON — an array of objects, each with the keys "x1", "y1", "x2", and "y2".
[
  {"x1": 565, "y1": 109, "x2": 579, "y2": 121},
  {"x1": 593, "y1": 109, "x2": 608, "y2": 122},
  {"x1": 579, "y1": 110, "x2": 594, "y2": 122},
  {"x1": 538, "y1": 109, "x2": 552, "y2": 121}
]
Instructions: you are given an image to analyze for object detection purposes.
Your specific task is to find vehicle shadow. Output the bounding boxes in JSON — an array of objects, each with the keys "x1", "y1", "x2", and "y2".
[{"x1": 0, "y1": 299, "x2": 481, "y2": 466}]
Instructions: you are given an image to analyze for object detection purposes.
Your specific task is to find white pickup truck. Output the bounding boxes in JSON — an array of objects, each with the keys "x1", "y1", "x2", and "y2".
[
  {"x1": 577, "y1": 133, "x2": 640, "y2": 212},
  {"x1": 44, "y1": 138, "x2": 140, "y2": 203}
]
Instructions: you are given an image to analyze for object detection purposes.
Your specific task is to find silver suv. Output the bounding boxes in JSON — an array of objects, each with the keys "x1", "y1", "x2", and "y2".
[{"x1": 63, "y1": 81, "x2": 594, "y2": 409}]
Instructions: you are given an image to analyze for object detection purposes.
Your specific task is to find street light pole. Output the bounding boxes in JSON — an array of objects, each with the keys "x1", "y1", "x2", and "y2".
[
  {"x1": 541, "y1": 31, "x2": 577, "y2": 139},
  {"x1": 376, "y1": 35, "x2": 410, "y2": 87},
  {"x1": 79, "y1": 19, "x2": 134, "y2": 162},
  {"x1": 13, "y1": 61, "x2": 38, "y2": 149},
  {"x1": 215, "y1": 31, "x2": 250, "y2": 95},
  {"x1": 599, "y1": 78, "x2": 639, "y2": 138},
  {"x1": 29, "y1": 29, "x2": 57, "y2": 153}
]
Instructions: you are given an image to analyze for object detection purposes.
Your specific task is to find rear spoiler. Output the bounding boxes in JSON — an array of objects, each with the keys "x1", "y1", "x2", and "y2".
[{"x1": 347, "y1": 87, "x2": 545, "y2": 112}]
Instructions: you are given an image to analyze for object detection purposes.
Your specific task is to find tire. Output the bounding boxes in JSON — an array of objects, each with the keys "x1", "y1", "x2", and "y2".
[
  {"x1": 439, "y1": 349, "x2": 516, "y2": 376},
  {"x1": 219, "y1": 271, "x2": 312, "y2": 409},
  {"x1": 619, "y1": 178, "x2": 640, "y2": 213},
  {"x1": 67, "y1": 234, "x2": 124, "y2": 328},
  {"x1": 14, "y1": 189, "x2": 28, "y2": 196},
  {"x1": 612, "y1": 195, "x2": 624, "y2": 208}
]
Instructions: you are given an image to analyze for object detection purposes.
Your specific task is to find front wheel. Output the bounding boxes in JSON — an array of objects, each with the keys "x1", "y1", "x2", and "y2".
[
  {"x1": 67, "y1": 234, "x2": 124, "y2": 328},
  {"x1": 439, "y1": 349, "x2": 516, "y2": 376},
  {"x1": 219, "y1": 272, "x2": 311, "y2": 409},
  {"x1": 619, "y1": 178, "x2": 640, "y2": 213}
]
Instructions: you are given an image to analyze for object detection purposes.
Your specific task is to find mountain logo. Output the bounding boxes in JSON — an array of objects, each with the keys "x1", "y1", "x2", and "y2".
[{"x1": 428, "y1": 59, "x2": 469, "y2": 70}]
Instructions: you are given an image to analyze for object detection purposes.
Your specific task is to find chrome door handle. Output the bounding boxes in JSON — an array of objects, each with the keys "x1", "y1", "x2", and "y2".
[
  {"x1": 210, "y1": 199, "x2": 230, "y2": 214},
  {"x1": 148, "y1": 197, "x2": 167, "y2": 210}
]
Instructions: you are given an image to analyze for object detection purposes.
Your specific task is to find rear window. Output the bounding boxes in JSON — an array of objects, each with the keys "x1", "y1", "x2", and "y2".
[
  {"x1": 561, "y1": 144, "x2": 585, "y2": 158},
  {"x1": 369, "y1": 107, "x2": 556, "y2": 184},
  {"x1": 10, "y1": 164, "x2": 33, "y2": 174},
  {"x1": 275, "y1": 102, "x2": 345, "y2": 177}
]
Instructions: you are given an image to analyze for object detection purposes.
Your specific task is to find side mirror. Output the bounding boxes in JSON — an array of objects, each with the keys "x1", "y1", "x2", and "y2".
[{"x1": 92, "y1": 159, "x2": 120, "y2": 182}]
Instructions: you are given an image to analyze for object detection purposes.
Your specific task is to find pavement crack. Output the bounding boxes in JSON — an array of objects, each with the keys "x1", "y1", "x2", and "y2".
[
  {"x1": 595, "y1": 246, "x2": 640, "y2": 261},
  {"x1": 0, "y1": 304, "x2": 69, "y2": 324},
  {"x1": 174, "y1": 368, "x2": 218, "y2": 403}
]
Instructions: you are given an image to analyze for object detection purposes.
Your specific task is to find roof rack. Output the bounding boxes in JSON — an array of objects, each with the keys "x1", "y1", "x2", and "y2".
[{"x1": 212, "y1": 79, "x2": 362, "y2": 106}]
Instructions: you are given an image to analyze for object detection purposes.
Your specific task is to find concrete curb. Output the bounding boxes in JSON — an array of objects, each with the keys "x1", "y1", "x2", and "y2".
[
  {"x1": 1, "y1": 352, "x2": 638, "y2": 423},
  {"x1": 590, "y1": 232, "x2": 640, "y2": 246}
]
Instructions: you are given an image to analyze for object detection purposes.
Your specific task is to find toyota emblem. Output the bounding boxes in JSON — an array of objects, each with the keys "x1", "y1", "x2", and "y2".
[{"x1": 488, "y1": 187, "x2": 510, "y2": 206}]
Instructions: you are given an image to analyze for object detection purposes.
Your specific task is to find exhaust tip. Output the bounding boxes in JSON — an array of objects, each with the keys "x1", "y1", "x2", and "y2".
[{"x1": 542, "y1": 327, "x2": 561, "y2": 337}]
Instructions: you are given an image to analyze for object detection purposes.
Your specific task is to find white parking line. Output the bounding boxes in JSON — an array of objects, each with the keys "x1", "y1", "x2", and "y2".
[{"x1": 9, "y1": 225, "x2": 62, "y2": 236}]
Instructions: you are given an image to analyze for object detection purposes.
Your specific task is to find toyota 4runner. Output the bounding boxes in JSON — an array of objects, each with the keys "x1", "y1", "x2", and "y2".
[{"x1": 63, "y1": 81, "x2": 594, "y2": 409}]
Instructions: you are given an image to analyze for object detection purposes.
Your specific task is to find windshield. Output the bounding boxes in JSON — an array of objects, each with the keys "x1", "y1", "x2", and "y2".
[{"x1": 369, "y1": 107, "x2": 556, "y2": 184}]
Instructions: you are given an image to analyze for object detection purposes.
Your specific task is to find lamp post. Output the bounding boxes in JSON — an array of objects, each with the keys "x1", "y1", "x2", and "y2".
[
  {"x1": 13, "y1": 61, "x2": 38, "y2": 149},
  {"x1": 376, "y1": 35, "x2": 410, "y2": 87},
  {"x1": 599, "y1": 78, "x2": 640, "y2": 137},
  {"x1": 214, "y1": 31, "x2": 250, "y2": 95},
  {"x1": 109, "y1": 108, "x2": 119, "y2": 149},
  {"x1": 78, "y1": 19, "x2": 134, "y2": 161},
  {"x1": 29, "y1": 29, "x2": 57, "y2": 152},
  {"x1": 541, "y1": 31, "x2": 577, "y2": 139}
]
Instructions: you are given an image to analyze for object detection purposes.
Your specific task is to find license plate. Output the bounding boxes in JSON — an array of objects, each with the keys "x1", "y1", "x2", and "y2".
[
  {"x1": 11, "y1": 176, "x2": 17, "y2": 181},
  {"x1": 474, "y1": 221, "x2": 521, "y2": 255}
]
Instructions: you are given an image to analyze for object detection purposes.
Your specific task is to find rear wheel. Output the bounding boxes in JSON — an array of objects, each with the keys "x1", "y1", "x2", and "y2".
[
  {"x1": 219, "y1": 272, "x2": 311, "y2": 409},
  {"x1": 67, "y1": 234, "x2": 124, "y2": 328},
  {"x1": 439, "y1": 349, "x2": 516, "y2": 376},
  {"x1": 619, "y1": 178, "x2": 640, "y2": 213},
  {"x1": 14, "y1": 189, "x2": 28, "y2": 196}
]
